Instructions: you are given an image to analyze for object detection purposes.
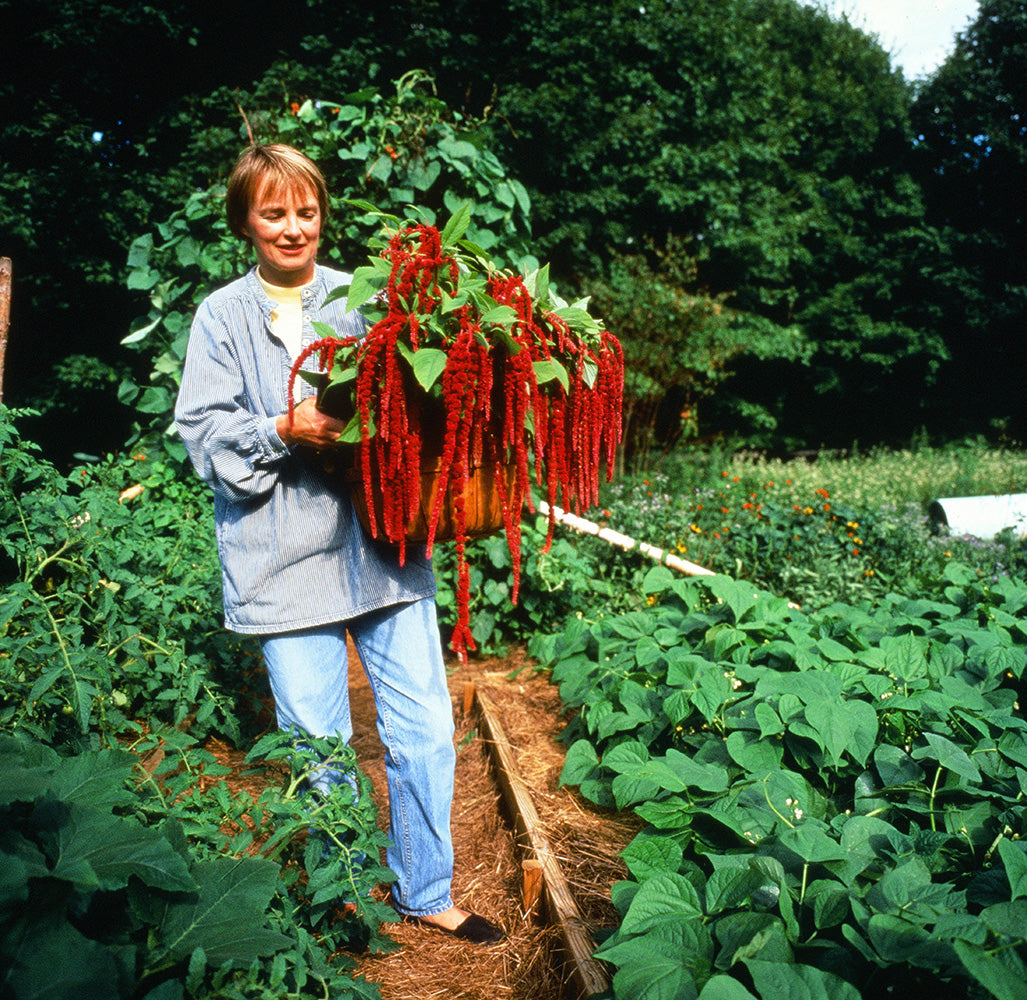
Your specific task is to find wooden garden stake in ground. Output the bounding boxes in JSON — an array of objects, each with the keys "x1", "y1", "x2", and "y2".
[{"x1": 0, "y1": 257, "x2": 11, "y2": 404}]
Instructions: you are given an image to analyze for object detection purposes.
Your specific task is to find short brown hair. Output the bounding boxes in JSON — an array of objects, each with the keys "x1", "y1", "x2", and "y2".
[{"x1": 225, "y1": 144, "x2": 329, "y2": 238}]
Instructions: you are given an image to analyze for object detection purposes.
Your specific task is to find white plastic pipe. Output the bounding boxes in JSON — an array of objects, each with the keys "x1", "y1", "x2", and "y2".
[
  {"x1": 538, "y1": 500, "x2": 715, "y2": 576},
  {"x1": 928, "y1": 494, "x2": 1027, "y2": 538}
]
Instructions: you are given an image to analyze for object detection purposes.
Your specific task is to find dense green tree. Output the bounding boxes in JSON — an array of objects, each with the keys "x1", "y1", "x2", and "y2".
[
  {"x1": 479, "y1": 0, "x2": 950, "y2": 445},
  {"x1": 912, "y1": 0, "x2": 1027, "y2": 439},
  {"x1": 3, "y1": 0, "x2": 1013, "y2": 457}
]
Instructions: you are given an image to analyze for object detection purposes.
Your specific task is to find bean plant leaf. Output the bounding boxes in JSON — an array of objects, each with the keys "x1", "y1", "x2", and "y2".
[
  {"x1": 617, "y1": 872, "x2": 704, "y2": 936},
  {"x1": 697, "y1": 975, "x2": 758, "y2": 999},
  {"x1": 997, "y1": 839, "x2": 1027, "y2": 900},
  {"x1": 609, "y1": 950, "x2": 699, "y2": 1000},
  {"x1": 560, "y1": 739, "x2": 601, "y2": 787},
  {"x1": 954, "y1": 940, "x2": 1027, "y2": 1000},
  {"x1": 622, "y1": 834, "x2": 685, "y2": 881},
  {"x1": 744, "y1": 959, "x2": 862, "y2": 1000},
  {"x1": 705, "y1": 576, "x2": 759, "y2": 623},
  {"x1": 912, "y1": 732, "x2": 982, "y2": 784},
  {"x1": 804, "y1": 697, "x2": 878, "y2": 768}
]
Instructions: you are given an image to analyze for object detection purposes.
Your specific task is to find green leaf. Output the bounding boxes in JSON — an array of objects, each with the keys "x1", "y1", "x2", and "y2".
[
  {"x1": 440, "y1": 201, "x2": 472, "y2": 247},
  {"x1": 697, "y1": 976, "x2": 758, "y2": 1000},
  {"x1": 705, "y1": 576, "x2": 758, "y2": 623},
  {"x1": 616, "y1": 872, "x2": 704, "y2": 937},
  {"x1": 803, "y1": 697, "x2": 878, "y2": 768},
  {"x1": 479, "y1": 305, "x2": 519, "y2": 328},
  {"x1": 1, "y1": 914, "x2": 129, "y2": 1000},
  {"x1": 609, "y1": 949, "x2": 699, "y2": 1000},
  {"x1": 622, "y1": 833, "x2": 684, "y2": 881},
  {"x1": 643, "y1": 565, "x2": 676, "y2": 594},
  {"x1": 744, "y1": 960, "x2": 861, "y2": 1000},
  {"x1": 52, "y1": 805, "x2": 195, "y2": 893},
  {"x1": 533, "y1": 358, "x2": 570, "y2": 393},
  {"x1": 345, "y1": 264, "x2": 387, "y2": 312},
  {"x1": 408, "y1": 347, "x2": 448, "y2": 392},
  {"x1": 157, "y1": 856, "x2": 293, "y2": 966},
  {"x1": 726, "y1": 730, "x2": 783, "y2": 773},
  {"x1": 997, "y1": 839, "x2": 1027, "y2": 900},
  {"x1": 560, "y1": 739, "x2": 601, "y2": 787},
  {"x1": 954, "y1": 940, "x2": 1027, "y2": 1000},
  {"x1": 779, "y1": 823, "x2": 848, "y2": 865},
  {"x1": 912, "y1": 732, "x2": 982, "y2": 784}
]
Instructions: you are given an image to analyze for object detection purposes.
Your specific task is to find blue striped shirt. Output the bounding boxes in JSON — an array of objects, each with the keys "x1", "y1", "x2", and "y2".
[{"x1": 175, "y1": 265, "x2": 436, "y2": 634}]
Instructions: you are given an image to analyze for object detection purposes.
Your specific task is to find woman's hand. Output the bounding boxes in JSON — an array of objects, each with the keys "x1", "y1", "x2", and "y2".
[{"x1": 276, "y1": 396, "x2": 348, "y2": 449}]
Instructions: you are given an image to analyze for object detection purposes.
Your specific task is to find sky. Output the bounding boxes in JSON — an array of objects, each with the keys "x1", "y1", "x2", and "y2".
[{"x1": 819, "y1": 0, "x2": 980, "y2": 78}]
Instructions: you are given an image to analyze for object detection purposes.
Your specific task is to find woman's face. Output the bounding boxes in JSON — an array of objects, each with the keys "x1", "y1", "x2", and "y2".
[{"x1": 244, "y1": 179, "x2": 321, "y2": 287}]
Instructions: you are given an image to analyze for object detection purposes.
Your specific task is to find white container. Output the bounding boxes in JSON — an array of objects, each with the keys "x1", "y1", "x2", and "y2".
[{"x1": 928, "y1": 494, "x2": 1027, "y2": 538}]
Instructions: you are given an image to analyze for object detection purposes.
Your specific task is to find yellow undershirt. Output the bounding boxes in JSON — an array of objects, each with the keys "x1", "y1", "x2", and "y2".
[{"x1": 258, "y1": 272, "x2": 310, "y2": 360}]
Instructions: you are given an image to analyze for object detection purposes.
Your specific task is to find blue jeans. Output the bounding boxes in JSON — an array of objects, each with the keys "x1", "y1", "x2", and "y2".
[{"x1": 259, "y1": 596, "x2": 456, "y2": 917}]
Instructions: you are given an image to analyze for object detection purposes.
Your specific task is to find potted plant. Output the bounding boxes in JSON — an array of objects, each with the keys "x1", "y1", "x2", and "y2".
[{"x1": 287, "y1": 203, "x2": 623, "y2": 661}]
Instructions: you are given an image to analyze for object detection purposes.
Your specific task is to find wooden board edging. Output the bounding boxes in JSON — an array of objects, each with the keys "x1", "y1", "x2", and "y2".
[{"x1": 469, "y1": 684, "x2": 610, "y2": 998}]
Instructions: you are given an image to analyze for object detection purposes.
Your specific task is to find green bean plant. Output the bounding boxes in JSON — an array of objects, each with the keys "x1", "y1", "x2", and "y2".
[{"x1": 532, "y1": 565, "x2": 1027, "y2": 1000}]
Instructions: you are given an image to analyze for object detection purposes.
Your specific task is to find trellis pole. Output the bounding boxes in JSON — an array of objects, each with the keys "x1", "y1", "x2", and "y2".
[{"x1": 0, "y1": 257, "x2": 11, "y2": 404}]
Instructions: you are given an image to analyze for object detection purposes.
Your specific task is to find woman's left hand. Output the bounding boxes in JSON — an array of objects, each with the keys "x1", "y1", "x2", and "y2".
[{"x1": 276, "y1": 396, "x2": 348, "y2": 448}]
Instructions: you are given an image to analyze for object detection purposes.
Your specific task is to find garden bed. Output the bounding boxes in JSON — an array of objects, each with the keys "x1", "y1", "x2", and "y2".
[
  {"x1": 348, "y1": 647, "x2": 637, "y2": 999},
  {"x1": 196, "y1": 641, "x2": 634, "y2": 999}
]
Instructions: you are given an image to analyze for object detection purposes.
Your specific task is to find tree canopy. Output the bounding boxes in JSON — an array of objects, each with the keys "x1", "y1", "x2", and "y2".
[{"x1": 1, "y1": 0, "x2": 1023, "y2": 459}]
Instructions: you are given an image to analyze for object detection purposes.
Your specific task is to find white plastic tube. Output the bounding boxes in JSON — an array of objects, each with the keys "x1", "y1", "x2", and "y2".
[{"x1": 537, "y1": 500, "x2": 715, "y2": 576}]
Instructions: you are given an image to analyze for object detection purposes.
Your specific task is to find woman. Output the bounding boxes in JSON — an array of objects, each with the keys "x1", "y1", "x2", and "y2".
[{"x1": 175, "y1": 143, "x2": 503, "y2": 945}]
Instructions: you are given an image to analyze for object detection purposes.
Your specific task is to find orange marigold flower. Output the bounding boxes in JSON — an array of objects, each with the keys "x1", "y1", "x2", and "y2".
[{"x1": 290, "y1": 101, "x2": 300, "y2": 114}]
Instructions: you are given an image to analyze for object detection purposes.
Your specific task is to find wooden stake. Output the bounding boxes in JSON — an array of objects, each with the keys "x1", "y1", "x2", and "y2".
[
  {"x1": 521, "y1": 858, "x2": 544, "y2": 917},
  {"x1": 461, "y1": 681, "x2": 476, "y2": 717},
  {"x1": 0, "y1": 257, "x2": 11, "y2": 405}
]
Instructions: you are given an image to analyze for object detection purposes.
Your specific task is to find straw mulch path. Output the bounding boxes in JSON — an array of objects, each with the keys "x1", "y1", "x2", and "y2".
[{"x1": 349, "y1": 646, "x2": 641, "y2": 1000}]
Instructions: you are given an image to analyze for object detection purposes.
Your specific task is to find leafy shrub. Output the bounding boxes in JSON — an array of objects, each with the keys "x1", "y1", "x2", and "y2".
[
  {"x1": 1, "y1": 727, "x2": 391, "y2": 1000},
  {"x1": 532, "y1": 566, "x2": 1027, "y2": 999},
  {"x1": 0, "y1": 409, "x2": 254, "y2": 749}
]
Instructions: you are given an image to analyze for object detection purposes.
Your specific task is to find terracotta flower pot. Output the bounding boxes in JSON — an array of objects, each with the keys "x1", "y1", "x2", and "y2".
[{"x1": 348, "y1": 451, "x2": 517, "y2": 544}]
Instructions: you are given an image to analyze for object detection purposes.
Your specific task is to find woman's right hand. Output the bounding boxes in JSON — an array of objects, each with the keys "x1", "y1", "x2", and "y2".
[{"x1": 276, "y1": 396, "x2": 348, "y2": 449}]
